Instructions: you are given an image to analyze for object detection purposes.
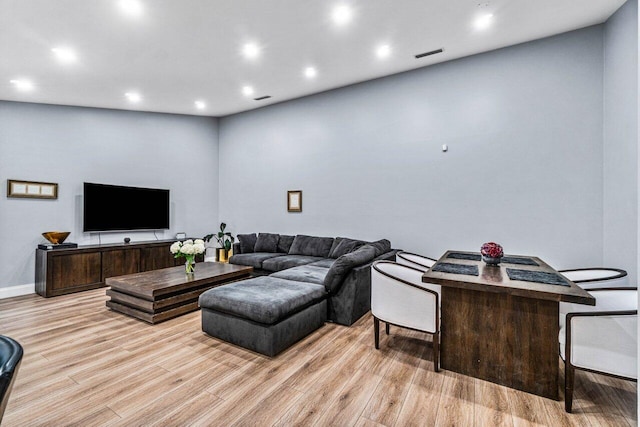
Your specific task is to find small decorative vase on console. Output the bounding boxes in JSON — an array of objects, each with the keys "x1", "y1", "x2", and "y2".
[{"x1": 216, "y1": 248, "x2": 230, "y2": 263}]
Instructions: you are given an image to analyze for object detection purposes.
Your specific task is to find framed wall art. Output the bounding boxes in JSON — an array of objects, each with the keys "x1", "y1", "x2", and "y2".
[
  {"x1": 287, "y1": 190, "x2": 302, "y2": 212},
  {"x1": 7, "y1": 179, "x2": 58, "y2": 199}
]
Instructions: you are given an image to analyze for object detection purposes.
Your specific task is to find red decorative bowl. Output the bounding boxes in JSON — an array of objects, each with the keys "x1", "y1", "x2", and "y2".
[{"x1": 481, "y1": 242, "x2": 503, "y2": 265}]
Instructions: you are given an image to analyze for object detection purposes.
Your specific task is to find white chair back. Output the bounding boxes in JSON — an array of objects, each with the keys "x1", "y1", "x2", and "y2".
[
  {"x1": 395, "y1": 251, "x2": 436, "y2": 272},
  {"x1": 559, "y1": 268, "x2": 628, "y2": 289},
  {"x1": 560, "y1": 289, "x2": 637, "y2": 379},
  {"x1": 371, "y1": 261, "x2": 439, "y2": 333}
]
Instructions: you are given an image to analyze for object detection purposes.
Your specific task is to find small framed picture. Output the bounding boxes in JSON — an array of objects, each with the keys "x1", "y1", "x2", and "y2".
[
  {"x1": 7, "y1": 179, "x2": 58, "y2": 199},
  {"x1": 287, "y1": 190, "x2": 302, "y2": 212}
]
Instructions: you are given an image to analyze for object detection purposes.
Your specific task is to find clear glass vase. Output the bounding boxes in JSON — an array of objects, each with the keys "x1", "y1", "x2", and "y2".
[{"x1": 185, "y1": 257, "x2": 195, "y2": 274}]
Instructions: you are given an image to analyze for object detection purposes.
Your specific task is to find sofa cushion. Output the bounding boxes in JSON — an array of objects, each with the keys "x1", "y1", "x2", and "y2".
[
  {"x1": 270, "y1": 265, "x2": 329, "y2": 285},
  {"x1": 309, "y1": 259, "x2": 336, "y2": 268},
  {"x1": 229, "y1": 253, "x2": 282, "y2": 269},
  {"x1": 323, "y1": 245, "x2": 377, "y2": 293},
  {"x1": 237, "y1": 233, "x2": 257, "y2": 254},
  {"x1": 328, "y1": 237, "x2": 366, "y2": 259},
  {"x1": 278, "y1": 235, "x2": 295, "y2": 253},
  {"x1": 199, "y1": 277, "x2": 326, "y2": 324},
  {"x1": 368, "y1": 239, "x2": 391, "y2": 257},
  {"x1": 289, "y1": 235, "x2": 334, "y2": 258},
  {"x1": 255, "y1": 233, "x2": 280, "y2": 253},
  {"x1": 262, "y1": 255, "x2": 326, "y2": 272}
]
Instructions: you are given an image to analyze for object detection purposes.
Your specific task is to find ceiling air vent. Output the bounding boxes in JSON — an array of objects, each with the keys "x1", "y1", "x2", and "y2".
[
  {"x1": 254, "y1": 95, "x2": 271, "y2": 101},
  {"x1": 415, "y1": 48, "x2": 443, "y2": 59}
]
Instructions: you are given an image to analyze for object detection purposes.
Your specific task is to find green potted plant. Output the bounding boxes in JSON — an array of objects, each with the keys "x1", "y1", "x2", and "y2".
[{"x1": 203, "y1": 222, "x2": 234, "y2": 263}]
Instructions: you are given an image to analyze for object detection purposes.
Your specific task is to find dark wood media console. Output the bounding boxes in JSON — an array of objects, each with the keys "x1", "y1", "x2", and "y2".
[{"x1": 35, "y1": 239, "x2": 199, "y2": 297}]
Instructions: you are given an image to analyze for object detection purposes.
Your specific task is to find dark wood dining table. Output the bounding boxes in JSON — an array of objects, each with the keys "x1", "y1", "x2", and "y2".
[{"x1": 422, "y1": 250, "x2": 595, "y2": 399}]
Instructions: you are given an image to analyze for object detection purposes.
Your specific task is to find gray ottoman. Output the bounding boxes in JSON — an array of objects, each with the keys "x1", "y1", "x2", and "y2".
[{"x1": 198, "y1": 276, "x2": 327, "y2": 357}]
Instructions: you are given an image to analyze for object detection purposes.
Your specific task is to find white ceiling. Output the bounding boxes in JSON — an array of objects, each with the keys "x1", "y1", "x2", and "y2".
[{"x1": 0, "y1": 0, "x2": 626, "y2": 117}]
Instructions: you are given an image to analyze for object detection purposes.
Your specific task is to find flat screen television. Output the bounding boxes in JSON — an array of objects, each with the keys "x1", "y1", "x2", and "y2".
[{"x1": 83, "y1": 182, "x2": 170, "y2": 232}]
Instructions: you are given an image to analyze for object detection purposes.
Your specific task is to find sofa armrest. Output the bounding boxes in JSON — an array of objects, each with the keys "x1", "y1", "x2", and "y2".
[
  {"x1": 233, "y1": 242, "x2": 242, "y2": 255},
  {"x1": 373, "y1": 249, "x2": 399, "y2": 262},
  {"x1": 327, "y1": 249, "x2": 399, "y2": 325}
]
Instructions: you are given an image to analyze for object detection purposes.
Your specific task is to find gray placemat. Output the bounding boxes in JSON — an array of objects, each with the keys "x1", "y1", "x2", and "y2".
[
  {"x1": 501, "y1": 256, "x2": 539, "y2": 266},
  {"x1": 447, "y1": 252, "x2": 481, "y2": 261},
  {"x1": 433, "y1": 262, "x2": 479, "y2": 276},
  {"x1": 506, "y1": 268, "x2": 569, "y2": 286}
]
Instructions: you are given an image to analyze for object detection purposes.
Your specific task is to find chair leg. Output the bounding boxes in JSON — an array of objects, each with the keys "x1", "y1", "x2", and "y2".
[
  {"x1": 374, "y1": 316, "x2": 380, "y2": 349},
  {"x1": 385, "y1": 322, "x2": 390, "y2": 335},
  {"x1": 565, "y1": 362, "x2": 574, "y2": 413},
  {"x1": 432, "y1": 331, "x2": 440, "y2": 372}
]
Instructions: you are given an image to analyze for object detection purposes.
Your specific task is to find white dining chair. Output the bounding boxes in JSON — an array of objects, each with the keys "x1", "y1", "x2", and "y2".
[
  {"x1": 559, "y1": 287, "x2": 637, "y2": 412},
  {"x1": 396, "y1": 251, "x2": 437, "y2": 272},
  {"x1": 371, "y1": 260, "x2": 441, "y2": 371},
  {"x1": 558, "y1": 268, "x2": 628, "y2": 289}
]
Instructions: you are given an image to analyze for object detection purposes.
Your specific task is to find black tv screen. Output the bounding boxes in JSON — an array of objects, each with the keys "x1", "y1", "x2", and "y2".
[{"x1": 83, "y1": 183, "x2": 170, "y2": 232}]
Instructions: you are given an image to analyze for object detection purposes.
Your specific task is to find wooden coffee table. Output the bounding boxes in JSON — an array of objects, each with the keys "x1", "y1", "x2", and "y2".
[{"x1": 106, "y1": 262, "x2": 252, "y2": 324}]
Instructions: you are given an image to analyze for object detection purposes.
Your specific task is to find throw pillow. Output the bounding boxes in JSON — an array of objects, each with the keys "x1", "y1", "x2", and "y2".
[
  {"x1": 277, "y1": 235, "x2": 295, "y2": 253},
  {"x1": 368, "y1": 239, "x2": 391, "y2": 257},
  {"x1": 328, "y1": 237, "x2": 365, "y2": 259},
  {"x1": 254, "y1": 233, "x2": 280, "y2": 253},
  {"x1": 288, "y1": 235, "x2": 334, "y2": 257},
  {"x1": 237, "y1": 233, "x2": 257, "y2": 254},
  {"x1": 323, "y1": 244, "x2": 377, "y2": 293}
]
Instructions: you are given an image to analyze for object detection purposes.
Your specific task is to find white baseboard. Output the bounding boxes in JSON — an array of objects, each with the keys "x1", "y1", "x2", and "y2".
[{"x1": 0, "y1": 283, "x2": 35, "y2": 299}]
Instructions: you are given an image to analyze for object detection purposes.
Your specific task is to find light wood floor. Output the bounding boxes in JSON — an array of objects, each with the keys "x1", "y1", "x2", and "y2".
[{"x1": 0, "y1": 289, "x2": 636, "y2": 427}]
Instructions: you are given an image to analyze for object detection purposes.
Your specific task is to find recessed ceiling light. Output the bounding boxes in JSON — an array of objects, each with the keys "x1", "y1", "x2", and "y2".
[
  {"x1": 195, "y1": 101, "x2": 206, "y2": 110},
  {"x1": 332, "y1": 4, "x2": 353, "y2": 25},
  {"x1": 118, "y1": 0, "x2": 144, "y2": 17},
  {"x1": 242, "y1": 43, "x2": 260, "y2": 59},
  {"x1": 242, "y1": 86, "x2": 254, "y2": 97},
  {"x1": 474, "y1": 13, "x2": 493, "y2": 30},
  {"x1": 9, "y1": 79, "x2": 34, "y2": 91},
  {"x1": 125, "y1": 92, "x2": 141, "y2": 103},
  {"x1": 376, "y1": 44, "x2": 391, "y2": 59},
  {"x1": 304, "y1": 67, "x2": 317, "y2": 79},
  {"x1": 51, "y1": 47, "x2": 77, "y2": 63}
]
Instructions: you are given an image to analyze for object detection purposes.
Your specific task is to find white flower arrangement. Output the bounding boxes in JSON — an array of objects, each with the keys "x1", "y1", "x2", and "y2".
[
  {"x1": 171, "y1": 239, "x2": 205, "y2": 273},
  {"x1": 170, "y1": 239, "x2": 206, "y2": 256}
]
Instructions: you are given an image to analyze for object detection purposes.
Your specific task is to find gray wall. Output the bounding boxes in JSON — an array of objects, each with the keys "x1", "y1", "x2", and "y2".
[
  {"x1": 603, "y1": 0, "x2": 638, "y2": 284},
  {"x1": 219, "y1": 26, "x2": 606, "y2": 271},
  {"x1": 0, "y1": 101, "x2": 219, "y2": 288}
]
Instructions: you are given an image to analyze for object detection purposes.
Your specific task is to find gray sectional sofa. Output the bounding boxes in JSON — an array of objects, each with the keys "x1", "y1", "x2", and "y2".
[{"x1": 198, "y1": 233, "x2": 397, "y2": 356}]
